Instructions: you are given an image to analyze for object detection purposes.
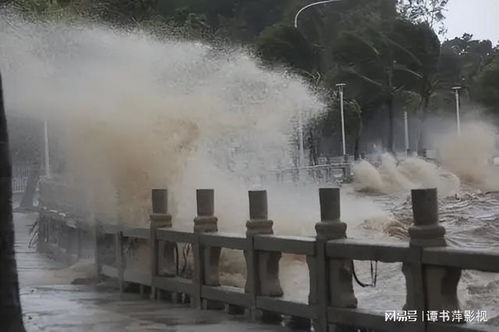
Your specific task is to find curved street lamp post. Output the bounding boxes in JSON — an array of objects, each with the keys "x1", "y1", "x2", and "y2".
[{"x1": 294, "y1": 0, "x2": 345, "y2": 164}]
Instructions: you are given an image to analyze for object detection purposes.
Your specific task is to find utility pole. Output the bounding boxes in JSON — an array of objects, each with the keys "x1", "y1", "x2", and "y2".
[
  {"x1": 336, "y1": 83, "x2": 347, "y2": 157},
  {"x1": 452, "y1": 86, "x2": 462, "y2": 135}
]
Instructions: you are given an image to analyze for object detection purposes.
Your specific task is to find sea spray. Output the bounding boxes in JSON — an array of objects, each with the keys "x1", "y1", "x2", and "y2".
[
  {"x1": 437, "y1": 121, "x2": 499, "y2": 191},
  {"x1": 5, "y1": 11, "x2": 499, "y2": 314},
  {"x1": 351, "y1": 120, "x2": 499, "y2": 197},
  {"x1": 0, "y1": 13, "x2": 326, "y2": 228},
  {"x1": 352, "y1": 153, "x2": 460, "y2": 196}
]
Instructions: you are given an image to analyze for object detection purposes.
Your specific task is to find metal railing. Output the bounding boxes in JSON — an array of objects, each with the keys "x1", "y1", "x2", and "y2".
[
  {"x1": 268, "y1": 162, "x2": 352, "y2": 184},
  {"x1": 12, "y1": 164, "x2": 31, "y2": 193}
]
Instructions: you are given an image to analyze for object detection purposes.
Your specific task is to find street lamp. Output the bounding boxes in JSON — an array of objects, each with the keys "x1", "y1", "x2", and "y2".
[
  {"x1": 451, "y1": 86, "x2": 462, "y2": 135},
  {"x1": 294, "y1": 0, "x2": 343, "y2": 29},
  {"x1": 336, "y1": 83, "x2": 347, "y2": 157},
  {"x1": 294, "y1": 0, "x2": 342, "y2": 167}
]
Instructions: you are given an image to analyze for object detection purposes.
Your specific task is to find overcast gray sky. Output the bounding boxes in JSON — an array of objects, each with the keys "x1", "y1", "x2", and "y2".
[{"x1": 444, "y1": 0, "x2": 499, "y2": 43}]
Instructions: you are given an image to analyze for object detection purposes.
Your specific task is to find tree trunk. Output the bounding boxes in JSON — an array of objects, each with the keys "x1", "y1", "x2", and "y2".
[
  {"x1": 0, "y1": 73, "x2": 26, "y2": 331},
  {"x1": 387, "y1": 95, "x2": 395, "y2": 154},
  {"x1": 417, "y1": 95, "x2": 430, "y2": 156},
  {"x1": 18, "y1": 160, "x2": 40, "y2": 210},
  {"x1": 354, "y1": 135, "x2": 360, "y2": 161}
]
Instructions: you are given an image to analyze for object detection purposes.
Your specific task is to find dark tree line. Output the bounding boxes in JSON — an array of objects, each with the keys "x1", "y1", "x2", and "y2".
[{"x1": 3, "y1": 0, "x2": 499, "y2": 159}]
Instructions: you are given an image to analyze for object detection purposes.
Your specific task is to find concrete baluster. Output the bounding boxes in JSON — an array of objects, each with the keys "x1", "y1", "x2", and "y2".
[
  {"x1": 312, "y1": 188, "x2": 357, "y2": 332},
  {"x1": 193, "y1": 189, "x2": 223, "y2": 310},
  {"x1": 403, "y1": 188, "x2": 462, "y2": 323},
  {"x1": 149, "y1": 189, "x2": 173, "y2": 300},
  {"x1": 245, "y1": 190, "x2": 283, "y2": 323}
]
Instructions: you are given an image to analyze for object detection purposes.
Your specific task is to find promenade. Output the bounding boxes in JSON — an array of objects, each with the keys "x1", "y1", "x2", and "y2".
[{"x1": 15, "y1": 211, "x2": 286, "y2": 332}]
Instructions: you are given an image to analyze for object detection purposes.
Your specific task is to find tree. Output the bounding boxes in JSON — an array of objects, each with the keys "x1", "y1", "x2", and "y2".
[
  {"x1": 472, "y1": 54, "x2": 499, "y2": 114},
  {"x1": 390, "y1": 19, "x2": 441, "y2": 152},
  {"x1": 344, "y1": 100, "x2": 363, "y2": 160},
  {"x1": 256, "y1": 25, "x2": 317, "y2": 74},
  {"x1": 0, "y1": 73, "x2": 26, "y2": 331},
  {"x1": 332, "y1": 22, "x2": 423, "y2": 153},
  {"x1": 441, "y1": 34, "x2": 497, "y2": 89},
  {"x1": 398, "y1": 0, "x2": 448, "y2": 35}
]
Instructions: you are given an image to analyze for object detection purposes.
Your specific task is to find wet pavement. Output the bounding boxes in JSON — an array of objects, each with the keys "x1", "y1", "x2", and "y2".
[{"x1": 15, "y1": 212, "x2": 287, "y2": 332}]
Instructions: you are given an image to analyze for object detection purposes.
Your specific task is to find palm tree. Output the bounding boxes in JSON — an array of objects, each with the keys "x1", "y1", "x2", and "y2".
[{"x1": 0, "y1": 72, "x2": 26, "y2": 331}]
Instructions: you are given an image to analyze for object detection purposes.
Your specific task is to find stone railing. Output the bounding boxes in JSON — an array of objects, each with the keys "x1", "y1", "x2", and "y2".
[{"x1": 37, "y1": 182, "x2": 499, "y2": 332}]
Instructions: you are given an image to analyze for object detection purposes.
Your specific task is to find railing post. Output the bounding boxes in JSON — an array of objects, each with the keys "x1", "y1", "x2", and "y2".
[
  {"x1": 245, "y1": 190, "x2": 283, "y2": 323},
  {"x1": 403, "y1": 188, "x2": 461, "y2": 328},
  {"x1": 192, "y1": 189, "x2": 222, "y2": 310},
  {"x1": 312, "y1": 188, "x2": 357, "y2": 332},
  {"x1": 149, "y1": 189, "x2": 173, "y2": 300}
]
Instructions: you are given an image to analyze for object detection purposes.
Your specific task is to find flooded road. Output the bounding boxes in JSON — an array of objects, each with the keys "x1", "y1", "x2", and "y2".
[{"x1": 15, "y1": 212, "x2": 287, "y2": 332}]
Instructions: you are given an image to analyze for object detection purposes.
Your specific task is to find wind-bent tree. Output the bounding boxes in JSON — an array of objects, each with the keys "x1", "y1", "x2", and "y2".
[
  {"x1": 332, "y1": 24, "x2": 423, "y2": 153},
  {"x1": 0, "y1": 72, "x2": 26, "y2": 331},
  {"x1": 398, "y1": 0, "x2": 448, "y2": 35},
  {"x1": 390, "y1": 20, "x2": 441, "y2": 153},
  {"x1": 256, "y1": 24, "x2": 317, "y2": 74},
  {"x1": 441, "y1": 34, "x2": 497, "y2": 89},
  {"x1": 472, "y1": 54, "x2": 499, "y2": 115}
]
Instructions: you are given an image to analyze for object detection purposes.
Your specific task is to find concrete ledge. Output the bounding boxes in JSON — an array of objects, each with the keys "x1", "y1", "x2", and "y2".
[
  {"x1": 256, "y1": 296, "x2": 316, "y2": 319},
  {"x1": 152, "y1": 276, "x2": 193, "y2": 294},
  {"x1": 254, "y1": 235, "x2": 315, "y2": 255},
  {"x1": 423, "y1": 247, "x2": 499, "y2": 272},
  {"x1": 123, "y1": 269, "x2": 151, "y2": 286},
  {"x1": 122, "y1": 227, "x2": 150, "y2": 240},
  {"x1": 156, "y1": 228, "x2": 195, "y2": 243},
  {"x1": 327, "y1": 307, "x2": 407, "y2": 332},
  {"x1": 101, "y1": 264, "x2": 119, "y2": 279},
  {"x1": 100, "y1": 224, "x2": 120, "y2": 235},
  {"x1": 326, "y1": 239, "x2": 414, "y2": 263},
  {"x1": 202, "y1": 285, "x2": 250, "y2": 307},
  {"x1": 199, "y1": 233, "x2": 249, "y2": 250}
]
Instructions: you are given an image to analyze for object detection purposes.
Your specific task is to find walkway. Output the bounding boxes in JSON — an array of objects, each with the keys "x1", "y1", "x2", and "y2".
[{"x1": 15, "y1": 211, "x2": 287, "y2": 332}]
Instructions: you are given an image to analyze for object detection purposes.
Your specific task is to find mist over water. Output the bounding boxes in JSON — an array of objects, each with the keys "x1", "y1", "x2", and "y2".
[
  {"x1": 353, "y1": 154, "x2": 461, "y2": 196},
  {"x1": 353, "y1": 121, "x2": 499, "y2": 197},
  {"x1": 437, "y1": 121, "x2": 499, "y2": 191}
]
